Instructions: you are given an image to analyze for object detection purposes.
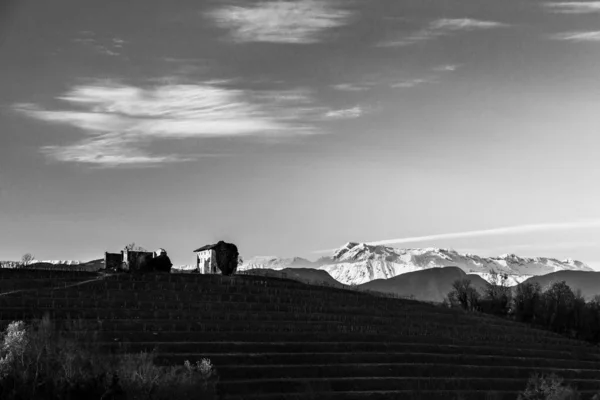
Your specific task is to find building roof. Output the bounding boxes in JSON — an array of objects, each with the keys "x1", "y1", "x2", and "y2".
[
  {"x1": 193, "y1": 240, "x2": 234, "y2": 253},
  {"x1": 193, "y1": 243, "x2": 218, "y2": 253}
]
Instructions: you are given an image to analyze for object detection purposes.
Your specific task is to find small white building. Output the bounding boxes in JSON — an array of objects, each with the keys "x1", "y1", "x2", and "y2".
[
  {"x1": 193, "y1": 241, "x2": 239, "y2": 275},
  {"x1": 194, "y1": 244, "x2": 220, "y2": 274}
]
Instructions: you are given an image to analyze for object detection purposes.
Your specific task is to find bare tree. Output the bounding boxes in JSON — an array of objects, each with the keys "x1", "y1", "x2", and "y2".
[
  {"x1": 449, "y1": 279, "x2": 480, "y2": 312},
  {"x1": 125, "y1": 243, "x2": 147, "y2": 252},
  {"x1": 482, "y1": 269, "x2": 512, "y2": 316},
  {"x1": 21, "y1": 253, "x2": 35, "y2": 265}
]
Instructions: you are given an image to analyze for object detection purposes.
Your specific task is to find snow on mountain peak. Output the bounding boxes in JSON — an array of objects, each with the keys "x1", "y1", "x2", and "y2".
[
  {"x1": 241, "y1": 242, "x2": 593, "y2": 286},
  {"x1": 27, "y1": 260, "x2": 83, "y2": 265}
]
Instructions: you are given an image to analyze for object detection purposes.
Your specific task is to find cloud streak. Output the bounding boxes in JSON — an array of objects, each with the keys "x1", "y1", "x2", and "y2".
[
  {"x1": 73, "y1": 31, "x2": 127, "y2": 56},
  {"x1": 379, "y1": 18, "x2": 509, "y2": 47},
  {"x1": 14, "y1": 81, "x2": 326, "y2": 167},
  {"x1": 544, "y1": 2, "x2": 600, "y2": 14},
  {"x1": 313, "y1": 219, "x2": 600, "y2": 253},
  {"x1": 550, "y1": 31, "x2": 600, "y2": 42},
  {"x1": 390, "y1": 78, "x2": 435, "y2": 88},
  {"x1": 433, "y1": 64, "x2": 461, "y2": 72},
  {"x1": 324, "y1": 106, "x2": 363, "y2": 119},
  {"x1": 332, "y1": 83, "x2": 369, "y2": 92},
  {"x1": 462, "y1": 241, "x2": 600, "y2": 254},
  {"x1": 207, "y1": 0, "x2": 353, "y2": 44}
]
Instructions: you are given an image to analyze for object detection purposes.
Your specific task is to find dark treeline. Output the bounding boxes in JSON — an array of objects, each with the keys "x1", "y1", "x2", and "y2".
[{"x1": 445, "y1": 270, "x2": 600, "y2": 344}]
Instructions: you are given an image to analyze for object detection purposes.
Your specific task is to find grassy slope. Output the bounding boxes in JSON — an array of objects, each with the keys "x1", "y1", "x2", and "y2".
[{"x1": 1, "y1": 269, "x2": 600, "y2": 400}]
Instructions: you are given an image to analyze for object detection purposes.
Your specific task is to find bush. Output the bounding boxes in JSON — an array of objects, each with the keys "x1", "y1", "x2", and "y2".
[
  {"x1": 517, "y1": 373, "x2": 581, "y2": 400},
  {"x1": 0, "y1": 315, "x2": 217, "y2": 400}
]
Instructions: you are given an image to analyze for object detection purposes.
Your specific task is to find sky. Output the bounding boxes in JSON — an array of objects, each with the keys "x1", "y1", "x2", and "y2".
[{"x1": 1, "y1": 0, "x2": 600, "y2": 268}]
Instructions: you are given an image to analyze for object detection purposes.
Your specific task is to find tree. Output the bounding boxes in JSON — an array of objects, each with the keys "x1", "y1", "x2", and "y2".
[
  {"x1": 569, "y1": 289, "x2": 587, "y2": 338},
  {"x1": 213, "y1": 241, "x2": 239, "y2": 276},
  {"x1": 21, "y1": 253, "x2": 35, "y2": 265},
  {"x1": 448, "y1": 279, "x2": 480, "y2": 312},
  {"x1": 583, "y1": 295, "x2": 600, "y2": 343},
  {"x1": 512, "y1": 282, "x2": 542, "y2": 323},
  {"x1": 125, "y1": 243, "x2": 147, "y2": 252},
  {"x1": 540, "y1": 281, "x2": 576, "y2": 334},
  {"x1": 481, "y1": 269, "x2": 512, "y2": 316}
]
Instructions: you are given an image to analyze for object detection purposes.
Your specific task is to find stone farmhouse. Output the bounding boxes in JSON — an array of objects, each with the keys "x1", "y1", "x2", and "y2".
[{"x1": 193, "y1": 241, "x2": 239, "y2": 275}]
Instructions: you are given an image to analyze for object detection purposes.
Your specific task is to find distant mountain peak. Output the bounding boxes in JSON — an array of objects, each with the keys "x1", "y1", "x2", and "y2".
[{"x1": 241, "y1": 242, "x2": 593, "y2": 286}]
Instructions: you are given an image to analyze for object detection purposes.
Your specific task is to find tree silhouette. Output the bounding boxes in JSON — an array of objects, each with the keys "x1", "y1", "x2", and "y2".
[
  {"x1": 448, "y1": 279, "x2": 480, "y2": 312},
  {"x1": 512, "y1": 282, "x2": 542, "y2": 323},
  {"x1": 21, "y1": 253, "x2": 35, "y2": 265},
  {"x1": 481, "y1": 269, "x2": 512, "y2": 316},
  {"x1": 125, "y1": 242, "x2": 147, "y2": 252}
]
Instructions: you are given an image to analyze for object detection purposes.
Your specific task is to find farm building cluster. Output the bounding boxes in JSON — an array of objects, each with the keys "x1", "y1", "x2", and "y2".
[{"x1": 104, "y1": 241, "x2": 239, "y2": 275}]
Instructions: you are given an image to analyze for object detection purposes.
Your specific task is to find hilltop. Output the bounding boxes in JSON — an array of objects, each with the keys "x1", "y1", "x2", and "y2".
[{"x1": 1, "y1": 268, "x2": 600, "y2": 399}]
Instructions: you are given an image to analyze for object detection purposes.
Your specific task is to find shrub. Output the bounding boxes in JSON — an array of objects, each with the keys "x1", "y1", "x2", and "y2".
[
  {"x1": 517, "y1": 373, "x2": 581, "y2": 400},
  {"x1": 0, "y1": 321, "x2": 29, "y2": 379},
  {"x1": 0, "y1": 315, "x2": 217, "y2": 400}
]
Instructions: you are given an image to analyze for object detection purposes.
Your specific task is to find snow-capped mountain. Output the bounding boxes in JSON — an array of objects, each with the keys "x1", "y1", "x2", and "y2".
[
  {"x1": 240, "y1": 242, "x2": 593, "y2": 286},
  {"x1": 240, "y1": 256, "x2": 319, "y2": 270},
  {"x1": 26, "y1": 260, "x2": 83, "y2": 265},
  {"x1": 0, "y1": 260, "x2": 84, "y2": 267}
]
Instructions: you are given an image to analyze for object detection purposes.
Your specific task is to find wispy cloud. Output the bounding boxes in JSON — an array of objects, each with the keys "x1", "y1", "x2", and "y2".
[
  {"x1": 550, "y1": 31, "x2": 600, "y2": 41},
  {"x1": 207, "y1": 0, "x2": 353, "y2": 44},
  {"x1": 73, "y1": 31, "x2": 127, "y2": 56},
  {"x1": 390, "y1": 78, "x2": 435, "y2": 88},
  {"x1": 462, "y1": 241, "x2": 600, "y2": 255},
  {"x1": 41, "y1": 134, "x2": 187, "y2": 167},
  {"x1": 14, "y1": 81, "x2": 326, "y2": 167},
  {"x1": 332, "y1": 83, "x2": 369, "y2": 92},
  {"x1": 544, "y1": 2, "x2": 600, "y2": 14},
  {"x1": 324, "y1": 106, "x2": 363, "y2": 119},
  {"x1": 433, "y1": 64, "x2": 461, "y2": 72},
  {"x1": 379, "y1": 18, "x2": 509, "y2": 47},
  {"x1": 313, "y1": 219, "x2": 600, "y2": 253}
]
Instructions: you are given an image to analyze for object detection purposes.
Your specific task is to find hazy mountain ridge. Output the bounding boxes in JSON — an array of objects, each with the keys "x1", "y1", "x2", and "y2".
[
  {"x1": 241, "y1": 242, "x2": 593, "y2": 285},
  {"x1": 522, "y1": 271, "x2": 600, "y2": 301},
  {"x1": 359, "y1": 267, "x2": 490, "y2": 302}
]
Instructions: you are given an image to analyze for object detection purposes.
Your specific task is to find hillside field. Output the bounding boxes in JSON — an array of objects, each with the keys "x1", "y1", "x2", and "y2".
[{"x1": 2, "y1": 269, "x2": 600, "y2": 399}]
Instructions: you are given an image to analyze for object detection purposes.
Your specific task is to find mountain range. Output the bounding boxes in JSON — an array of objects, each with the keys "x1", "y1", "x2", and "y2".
[
  {"x1": 240, "y1": 242, "x2": 593, "y2": 286},
  {"x1": 0, "y1": 259, "x2": 103, "y2": 271},
  {"x1": 2, "y1": 243, "x2": 597, "y2": 303}
]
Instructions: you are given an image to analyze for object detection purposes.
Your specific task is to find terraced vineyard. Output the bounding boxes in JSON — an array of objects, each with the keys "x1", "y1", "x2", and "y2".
[{"x1": 2, "y1": 269, "x2": 600, "y2": 399}]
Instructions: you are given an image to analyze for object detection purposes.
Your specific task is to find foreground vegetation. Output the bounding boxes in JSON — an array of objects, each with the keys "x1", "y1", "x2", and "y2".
[
  {"x1": 1, "y1": 317, "x2": 599, "y2": 400},
  {"x1": 0, "y1": 315, "x2": 217, "y2": 400}
]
